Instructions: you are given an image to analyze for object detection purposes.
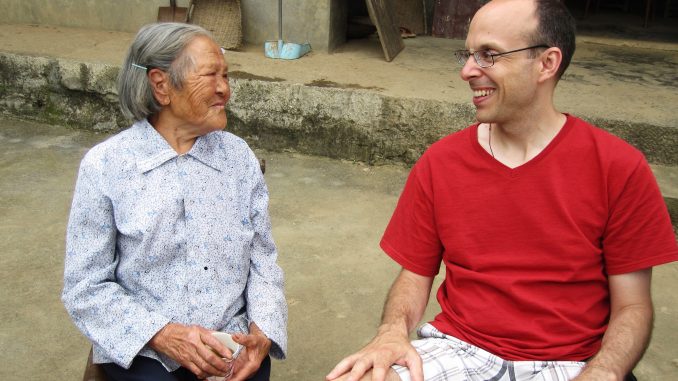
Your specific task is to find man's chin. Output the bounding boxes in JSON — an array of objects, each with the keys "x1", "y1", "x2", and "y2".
[
  {"x1": 474, "y1": 110, "x2": 495, "y2": 124},
  {"x1": 475, "y1": 114, "x2": 489, "y2": 124}
]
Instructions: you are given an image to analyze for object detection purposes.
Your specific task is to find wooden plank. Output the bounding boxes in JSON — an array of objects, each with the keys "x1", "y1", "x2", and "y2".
[
  {"x1": 432, "y1": 0, "x2": 486, "y2": 39},
  {"x1": 392, "y1": 0, "x2": 426, "y2": 35},
  {"x1": 365, "y1": 0, "x2": 405, "y2": 61}
]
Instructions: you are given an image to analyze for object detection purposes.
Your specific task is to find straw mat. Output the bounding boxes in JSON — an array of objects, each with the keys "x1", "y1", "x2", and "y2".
[{"x1": 189, "y1": 0, "x2": 242, "y2": 49}]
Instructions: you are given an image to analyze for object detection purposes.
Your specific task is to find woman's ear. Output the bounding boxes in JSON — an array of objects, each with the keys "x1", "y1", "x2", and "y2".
[
  {"x1": 538, "y1": 47, "x2": 562, "y2": 83},
  {"x1": 148, "y1": 68, "x2": 171, "y2": 106}
]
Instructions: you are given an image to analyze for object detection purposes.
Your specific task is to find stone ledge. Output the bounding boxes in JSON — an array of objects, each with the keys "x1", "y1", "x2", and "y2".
[
  {"x1": 1, "y1": 51, "x2": 676, "y2": 167},
  {"x1": 1, "y1": 51, "x2": 676, "y2": 226}
]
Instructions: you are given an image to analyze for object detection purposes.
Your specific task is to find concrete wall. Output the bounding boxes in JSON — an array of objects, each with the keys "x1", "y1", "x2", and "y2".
[
  {"x1": 328, "y1": 0, "x2": 348, "y2": 52},
  {"x1": 0, "y1": 0, "x2": 190, "y2": 32},
  {"x1": 0, "y1": 0, "x2": 344, "y2": 52},
  {"x1": 241, "y1": 0, "x2": 341, "y2": 52}
]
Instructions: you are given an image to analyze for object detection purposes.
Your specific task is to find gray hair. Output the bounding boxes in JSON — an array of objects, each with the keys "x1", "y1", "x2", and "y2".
[{"x1": 118, "y1": 22, "x2": 214, "y2": 121}]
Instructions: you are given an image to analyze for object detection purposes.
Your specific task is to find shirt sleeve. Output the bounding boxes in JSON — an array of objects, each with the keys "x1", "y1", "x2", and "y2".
[
  {"x1": 380, "y1": 157, "x2": 443, "y2": 277},
  {"x1": 61, "y1": 154, "x2": 170, "y2": 368},
  {"x1": 243, "y1": 150, "x2": 288, "y2": 359},
  {"x1": 603, "y1": 157, "x2": 678, "y2": 274}
]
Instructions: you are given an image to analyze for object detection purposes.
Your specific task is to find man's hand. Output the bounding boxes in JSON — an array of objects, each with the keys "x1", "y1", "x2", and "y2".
[
  {"x1": 327, "y1": 269, "x2": 433, "y2": 381},
  {"x1": 229, "y1": 322, "x2": 272, "y2": 381},
  {"x1": 325, "y1": 323, "x2": 423, "y2": 381},
  {"x1": 148, "y1": 323, "x2": 234, "y2": 379}
]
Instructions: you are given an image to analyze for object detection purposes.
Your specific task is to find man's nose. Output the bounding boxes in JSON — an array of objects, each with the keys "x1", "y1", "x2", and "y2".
[{"x1": 460, "y1": 54, "x2": 480, "y2": 81}]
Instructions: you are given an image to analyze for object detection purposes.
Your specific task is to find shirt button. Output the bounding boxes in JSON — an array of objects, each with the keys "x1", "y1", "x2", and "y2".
[{"x1": 204, "y1": 266, "x2": 208, "y2": 270}]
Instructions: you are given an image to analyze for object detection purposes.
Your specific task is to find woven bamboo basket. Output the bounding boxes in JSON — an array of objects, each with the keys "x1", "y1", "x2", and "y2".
[{"x1": 189, "y1": 0, "x2": 242, "y2": 50}]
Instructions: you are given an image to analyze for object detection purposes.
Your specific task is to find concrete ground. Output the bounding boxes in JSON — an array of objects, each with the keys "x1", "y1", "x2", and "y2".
[
  {"x1": 0, "y1": 11, "x2": 677, "y2": 381},
  {"x1": 1, "y1": 116, "x2": 677, "y2": 381},
  {"x1": 0, "y1": 116, "x2": 412, "y2": 380}
]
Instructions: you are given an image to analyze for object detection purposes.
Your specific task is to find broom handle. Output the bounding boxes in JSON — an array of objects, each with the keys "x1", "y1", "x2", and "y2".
[{"x1": 278, "y1": 0, "x2": 283, "y2": 41}]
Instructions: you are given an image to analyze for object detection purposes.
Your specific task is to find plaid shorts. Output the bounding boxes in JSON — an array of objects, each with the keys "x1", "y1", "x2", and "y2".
[{"x1": 392, "y1": 324, "x2": 586, "y2": 381}]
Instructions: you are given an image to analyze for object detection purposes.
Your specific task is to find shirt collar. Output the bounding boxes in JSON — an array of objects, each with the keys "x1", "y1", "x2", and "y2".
[
  {"x1": 133, "y1": 119, "x2": 226, "y2": 173},
  {"x1": 186, "y1": 131, "x2": 228, "y2": 172},
  {"x1": 132, "y1": 119, "x2": 178, "y2": 173}
]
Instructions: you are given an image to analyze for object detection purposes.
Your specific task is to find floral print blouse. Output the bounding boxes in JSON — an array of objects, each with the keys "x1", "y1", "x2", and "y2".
[{"x1": 62, "y1": 119, "x2": 287, "y2": 370}]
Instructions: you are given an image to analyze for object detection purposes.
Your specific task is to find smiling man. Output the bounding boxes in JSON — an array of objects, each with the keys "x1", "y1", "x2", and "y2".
[{"x1": 326, "y1": 1, "x2": 678, "y2": 381}]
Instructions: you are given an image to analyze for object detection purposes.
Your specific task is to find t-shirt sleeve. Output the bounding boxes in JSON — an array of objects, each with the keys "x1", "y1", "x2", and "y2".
[
  {"x1": 603, "y1": 157, "x2": 678, "y2": 275},
  {"x1": 380, "y1": 158, "x2": 443, "y2": 277}
]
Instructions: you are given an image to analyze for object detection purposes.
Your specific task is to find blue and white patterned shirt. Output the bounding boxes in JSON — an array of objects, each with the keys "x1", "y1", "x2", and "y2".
[{"x1": 62, "y1": 119, "x2": 287, "y2": 370}]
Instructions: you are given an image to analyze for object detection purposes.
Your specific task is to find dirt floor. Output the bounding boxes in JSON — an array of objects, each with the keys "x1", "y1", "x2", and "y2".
[{"x1": 0, "y1": 117, "x2": 676, "y2": 380}]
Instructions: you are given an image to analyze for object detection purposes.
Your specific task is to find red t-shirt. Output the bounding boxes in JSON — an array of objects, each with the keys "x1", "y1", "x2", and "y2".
[{"x1": 380, "y1": 115, "x2": 678, "y2": 361}]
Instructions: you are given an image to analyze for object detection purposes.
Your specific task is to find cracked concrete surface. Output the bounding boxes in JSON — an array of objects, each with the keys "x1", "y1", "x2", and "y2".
[{"x1": 1, "y1": 117, "x2": 677, "y2": 380}]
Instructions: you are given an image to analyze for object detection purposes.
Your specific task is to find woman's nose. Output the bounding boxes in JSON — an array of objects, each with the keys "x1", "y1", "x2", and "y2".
[{"x1": 216, "y1": 75, "x2": 230, "y2": 96}]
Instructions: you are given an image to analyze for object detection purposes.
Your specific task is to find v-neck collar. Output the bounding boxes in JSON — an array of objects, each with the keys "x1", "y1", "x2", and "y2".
[{"x1": 470, "y1": 114, "x2": 575, "y2": 177}]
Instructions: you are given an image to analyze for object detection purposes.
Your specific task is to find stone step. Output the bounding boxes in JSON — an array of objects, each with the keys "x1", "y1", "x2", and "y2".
[
  {"x1": 1, "y1": 50, "x2": 677, "y2": 169},
  {"x1": 1, "y1": 23, "x2": 677, "y2": 168}
]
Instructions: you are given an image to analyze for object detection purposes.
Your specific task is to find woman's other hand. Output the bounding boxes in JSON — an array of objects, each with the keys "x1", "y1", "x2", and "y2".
[
  {"x1": 149, "y1": 323, "x2": 234, "y2": 379},
  {"x1": 230, "y1": 322, "x2": 272, "y2": 381}
]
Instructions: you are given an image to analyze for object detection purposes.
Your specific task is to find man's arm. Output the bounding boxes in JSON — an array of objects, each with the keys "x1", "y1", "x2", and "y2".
[
  {"x1": 326, "y1": 268, "x2": 434, "y2": 381},
  {"x1": 575, "y1": 268, "x2": 654, "y2": 381}
]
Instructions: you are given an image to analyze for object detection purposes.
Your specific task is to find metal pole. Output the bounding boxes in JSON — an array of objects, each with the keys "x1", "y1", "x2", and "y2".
[{"x1": 278, "y1": 0, "x2": 283, "y2": 41}]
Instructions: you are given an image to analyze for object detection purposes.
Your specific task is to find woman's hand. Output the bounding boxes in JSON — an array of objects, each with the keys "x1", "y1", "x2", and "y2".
[
  {"x1": 230, "y1": 322, "x2": 272, "y2": 381},
  {"x1": 148, "y1": 323, "x2": 234, "y2": 379}
]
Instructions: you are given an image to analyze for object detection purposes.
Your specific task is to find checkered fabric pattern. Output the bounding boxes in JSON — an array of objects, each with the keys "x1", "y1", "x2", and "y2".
[{"x1": 392, "y1": 324, "x2": 585, "y2": 381}]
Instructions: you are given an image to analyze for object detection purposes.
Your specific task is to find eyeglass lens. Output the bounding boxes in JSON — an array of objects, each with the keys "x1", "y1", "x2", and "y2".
[
  {"x1": 455, "y1": 50, "x2": 493, "y2": 67},
  {"x1": 454, "y1": 50, "x2": 470, "y2": 65}
]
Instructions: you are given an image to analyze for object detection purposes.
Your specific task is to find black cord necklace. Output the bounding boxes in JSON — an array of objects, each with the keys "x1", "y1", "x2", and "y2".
[{"x1": 488, "y1": 123, "x2": 495, "y2": 158}]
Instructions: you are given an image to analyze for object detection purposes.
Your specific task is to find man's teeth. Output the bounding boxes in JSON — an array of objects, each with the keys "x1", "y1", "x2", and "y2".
[{"x1": 474, "y1": 89, "x2": 494, "y2": 97}]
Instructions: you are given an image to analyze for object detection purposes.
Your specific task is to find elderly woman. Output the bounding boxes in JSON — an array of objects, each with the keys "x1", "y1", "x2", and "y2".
[{"x1": 62, "y1": 23, "x2": 287, "y2": 381}]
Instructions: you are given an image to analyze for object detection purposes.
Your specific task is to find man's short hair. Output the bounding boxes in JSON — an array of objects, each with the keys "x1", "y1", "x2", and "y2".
[{"x1": 530, "y1": 0, "x2": 577, "y2": 79}]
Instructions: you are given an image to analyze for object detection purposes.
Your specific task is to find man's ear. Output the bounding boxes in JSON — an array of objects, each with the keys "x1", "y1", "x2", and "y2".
[
  {"x1": 148, "y1": 68, "x2": 171, "y2": 106},
  {"x1": 538, "y1": 47, "x2": 562, "y2": 83}
]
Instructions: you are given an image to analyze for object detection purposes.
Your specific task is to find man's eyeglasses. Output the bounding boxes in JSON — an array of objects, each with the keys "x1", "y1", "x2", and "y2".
[{"x1": 454, "y1": 45, "x2": 550, "y2": 68}]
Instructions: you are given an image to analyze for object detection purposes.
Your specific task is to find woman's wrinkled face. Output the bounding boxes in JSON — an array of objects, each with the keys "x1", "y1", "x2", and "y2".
[{"x1": 168, "y1": 36, "x2": 230, "y2": 134}]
